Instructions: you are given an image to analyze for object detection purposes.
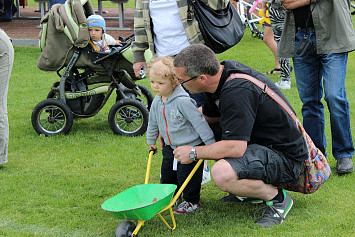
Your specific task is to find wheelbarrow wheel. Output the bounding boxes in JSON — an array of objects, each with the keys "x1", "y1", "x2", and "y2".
[
  {"x1": 108, "y1": 98, "x2": 149, "y2": 136},
  {"x1": 115, "y1": 221, "x2": 137, "y2": 237},
  {"x1": 31, "y1": 99, "x2": 74, "y2": 136}
]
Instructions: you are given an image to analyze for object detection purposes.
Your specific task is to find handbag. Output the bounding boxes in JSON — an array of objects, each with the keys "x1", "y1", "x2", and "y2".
[
  {"x1": 227, "y1": 73, "x2": 332, "y2": 194},
  {"x1": 294, "y1": 4, "x2": 316, "y2": 57},
  {"x1": 188, "y1": 0, "x2": 245, "y2": 54}
]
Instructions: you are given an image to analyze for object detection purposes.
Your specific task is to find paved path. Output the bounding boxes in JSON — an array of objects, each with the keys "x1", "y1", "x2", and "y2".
[{"x1": 0, "y1": 7, "x2": 134, "y2": 46}]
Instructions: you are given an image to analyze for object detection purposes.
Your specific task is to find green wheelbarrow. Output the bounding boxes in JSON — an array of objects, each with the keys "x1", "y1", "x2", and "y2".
[{"x1": 101, "y1": 150, "x2": 204, "y2": 237}]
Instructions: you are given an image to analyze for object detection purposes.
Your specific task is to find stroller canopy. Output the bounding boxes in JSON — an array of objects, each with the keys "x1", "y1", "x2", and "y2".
[{"x1": 37, "y1": 0, "x2": 94, "y2": 72}]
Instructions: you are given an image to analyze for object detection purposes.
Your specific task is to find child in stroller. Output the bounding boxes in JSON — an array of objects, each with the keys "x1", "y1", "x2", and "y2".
[
  {"x1": 32, "y1": 0, "x2": 153, "y2": 137},
  {"x1": 87, "y1": 14, "x2": 122, "y2": 52}
]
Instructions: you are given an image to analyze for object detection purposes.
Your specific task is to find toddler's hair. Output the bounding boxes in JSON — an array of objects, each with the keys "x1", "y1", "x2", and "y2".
[{"x1": 147, "y1": 56, "x2": 178, "y2": 86}]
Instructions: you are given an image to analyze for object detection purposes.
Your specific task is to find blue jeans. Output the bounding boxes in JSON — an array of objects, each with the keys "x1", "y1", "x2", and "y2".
[{"x1": 293, "y1": 28, "x2": 354, "y2": 160}]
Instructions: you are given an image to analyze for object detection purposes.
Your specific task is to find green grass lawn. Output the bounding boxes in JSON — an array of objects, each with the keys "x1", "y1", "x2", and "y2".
[{"x1": 1, "y1": 24, "x2": 355, "y2": 236}]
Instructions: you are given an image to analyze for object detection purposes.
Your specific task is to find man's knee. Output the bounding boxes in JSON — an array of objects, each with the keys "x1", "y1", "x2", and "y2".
[{"x1": 211, "y1": 159, "x2": 238, "y2": 191}]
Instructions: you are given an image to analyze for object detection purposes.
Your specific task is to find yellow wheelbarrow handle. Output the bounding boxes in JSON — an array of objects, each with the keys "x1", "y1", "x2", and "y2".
[
  {"x1": 161, "y1": 159, "x2": 204, "y2": 213},
  {"x1": 142, "y1": 149, "x2": 204, "y2": 233},
  {"x1": 144, "y1": 150, "x2": 156, "y2": 184}
]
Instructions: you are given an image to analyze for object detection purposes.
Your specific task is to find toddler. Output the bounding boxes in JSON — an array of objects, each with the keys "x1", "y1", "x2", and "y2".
[
  {"x1": 87, "y1": 15, "x2": 121, "y2": 52},
  {"x1": 146, "y1": 56, "x2": 215, "y2": 214}
]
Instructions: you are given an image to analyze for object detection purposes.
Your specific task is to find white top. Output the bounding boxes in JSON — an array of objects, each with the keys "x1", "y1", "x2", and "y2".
[{"x1": 149, "y1": 0, "x2": 190, "y2": 56}]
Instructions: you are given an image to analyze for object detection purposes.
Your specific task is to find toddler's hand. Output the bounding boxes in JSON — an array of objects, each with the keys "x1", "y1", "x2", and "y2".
[
  {"x1": 115, "y1": 39, "x2": 123, "y2": 46},
  {"x1": 149, "y1": 145, "x2": 158, "y2": 154}
]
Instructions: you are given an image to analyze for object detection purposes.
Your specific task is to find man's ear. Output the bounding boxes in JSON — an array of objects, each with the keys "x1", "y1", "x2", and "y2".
[{"x1": 199, "y1": 74, "x2": 208, "y2": 85}]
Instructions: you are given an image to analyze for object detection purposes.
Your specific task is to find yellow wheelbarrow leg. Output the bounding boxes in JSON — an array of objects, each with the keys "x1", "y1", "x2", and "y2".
[
  {"x1": 131, "y1": 220, "x2": 145, "y2": 237},
  {"x1": 157, "y1": 207, "x2": 177, "y2": 230}
]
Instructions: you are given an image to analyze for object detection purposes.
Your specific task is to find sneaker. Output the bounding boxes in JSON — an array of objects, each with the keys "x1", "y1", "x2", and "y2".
[
  {"x1": 254, "y1": 189, "x2": 293, "y2": 227},
  {"x1": 201, "y1": 166, "x2": 211, "y2": 185},
  {"x1": 275, "y1": 80, "x2": 291, "y2": 90},
  {"x1": 219, "y1": 193, "x2": 263, "y2": 204},
  {"x1": 173, "y1": 196, "x2": 182, "y2": 207},
  {"x1": 336, "y1": 158, "x2": 354, "y2": 174},
  {"x1": 174, "y1": 201, "x2": 201, "y2": 214}
]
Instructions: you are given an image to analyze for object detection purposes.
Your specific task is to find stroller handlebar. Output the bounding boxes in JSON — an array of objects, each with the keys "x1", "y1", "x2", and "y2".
[{"x1": 92, "y1": 34, "x2": 135, "y2": 65}]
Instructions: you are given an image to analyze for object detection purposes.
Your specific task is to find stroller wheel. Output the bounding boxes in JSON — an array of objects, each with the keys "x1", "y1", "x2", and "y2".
[
  {"x1": 135, "y1": 84, "x2": 153, "y2": 110},
  {"x1": 31, "y1": 99, "x2": 74, "y2": 136},
  {"x1": 115, "y1": 221, "x2": 137, "y2": 237},
  {"x1": 119, "y1": 84, "x2": 154, "y2": 110},
  {"x1": 108, "y1": 98, "x2": 149, "y2": 136},
  {"x1": 47, "y1": 81, "x2": 60, "y2": 99},
  {"x1": 47, "y1": 90, "x2": 58, "y2": 99}
]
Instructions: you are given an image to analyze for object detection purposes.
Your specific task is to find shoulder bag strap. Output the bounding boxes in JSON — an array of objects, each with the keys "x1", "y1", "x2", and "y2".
[{"x1": 226, "y1": 73, "x2": 299, "y2": 125}]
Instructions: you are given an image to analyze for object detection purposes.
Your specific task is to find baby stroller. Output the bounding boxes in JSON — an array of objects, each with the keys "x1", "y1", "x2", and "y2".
[{"x1": 31, "y1": 0, "x2": 153, "y2": 137}]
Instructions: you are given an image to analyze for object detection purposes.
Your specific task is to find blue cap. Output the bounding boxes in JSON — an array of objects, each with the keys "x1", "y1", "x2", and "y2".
[{"x1": 87, "y1": 15, "x2": 106, "y2": 32}]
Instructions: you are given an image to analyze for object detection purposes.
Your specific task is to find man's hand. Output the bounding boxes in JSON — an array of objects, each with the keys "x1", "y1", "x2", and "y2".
[
  {"x1": 173, "y1": 146, "x2": 194, "y2": 164},
  {"x1": 282, "y1": 0, "x2": 320, "y2": 10},
  {"x1": 133, "y1": 62, "x2": 147, "y2": 78}
]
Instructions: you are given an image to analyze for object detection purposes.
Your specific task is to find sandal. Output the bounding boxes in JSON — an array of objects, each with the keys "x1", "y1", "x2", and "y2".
[{"x1": 264, "y1": 68, "x2": 281, "y2": 75}]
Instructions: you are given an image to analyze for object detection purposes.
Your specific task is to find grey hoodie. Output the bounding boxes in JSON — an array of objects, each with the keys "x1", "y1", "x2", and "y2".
[{"x1": 147, "y1": 84, "x2": 215, "y2": 149}]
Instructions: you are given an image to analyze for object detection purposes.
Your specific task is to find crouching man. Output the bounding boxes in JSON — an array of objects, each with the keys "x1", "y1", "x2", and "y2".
[{"x1": 173, "y1": 44, "x2": 308, "y2": 227}]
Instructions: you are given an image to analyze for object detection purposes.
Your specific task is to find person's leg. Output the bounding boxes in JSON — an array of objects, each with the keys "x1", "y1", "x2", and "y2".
[
  {"x1": 174, "y1": 159, "x2": 203, "y2": 213},
  {"x1": 176, "y1": 160, "x2": 203, "y2": 203},
  {"x1": 321, "y1": 52, "x2": 354, "y2": 172},
  {"x1": 211, "y1": 144, "x2": 299, "y2": 227},
  {"x1": 269, "y1": 7, "x2": 292, "y2": 89},
  {"x1": 160, "y1": 145, "x2": 178, "y2": 186},
  {"x1": 263, "y1": 25, "x2": 280, "y2": 74},
  {"x1": 0, "y1": 29, "x2": 13, "y2": 165},
  {"x1": 293, "y1": 28, "x2": 327, "y2": 156},
  {"x1": 2, "y1": 0, "x2": 13, "y2": 20},
  {"x1": 212, "y1": 159, "x2": 278, "y2": 200}
]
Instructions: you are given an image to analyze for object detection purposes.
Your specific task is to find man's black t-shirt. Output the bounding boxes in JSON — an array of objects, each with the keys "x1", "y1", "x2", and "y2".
[{"x1": 203, "y1": 60, "x2": 308, "y2": 162}]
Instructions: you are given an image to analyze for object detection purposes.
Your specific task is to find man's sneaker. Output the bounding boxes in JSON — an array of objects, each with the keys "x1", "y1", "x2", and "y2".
[
  {"x1": 219, "y1": 193, "x2": 263, "y2": 204},
  {"x1": 275, "y1": 80, "x2": 291, "y2": 90},
  {"x1": 336, "y1": 158, "x2": 354, "y2": 174},
  {"x1": 201, "y1": 166, "x2": 211, "y2": 185},
  {"x1": 174, "y1": 201, "x2": 201, "y2": 214},
  {"x1": 254, "y1": 189, "x2": 293, "y2": 227}
]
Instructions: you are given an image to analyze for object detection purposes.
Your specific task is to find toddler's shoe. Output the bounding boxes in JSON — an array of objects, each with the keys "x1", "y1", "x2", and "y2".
[
  {"x1": 174, "y1": 201, "x2": 201, "y2": 214},
  {"x1": 173, "y1": 196, "x2": 182, "y2": 207}
]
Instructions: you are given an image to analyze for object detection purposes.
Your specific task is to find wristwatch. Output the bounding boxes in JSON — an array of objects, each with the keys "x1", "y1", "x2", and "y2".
[{"x1": 189, "y1": 146, "x2": 197, "y2": 161}]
